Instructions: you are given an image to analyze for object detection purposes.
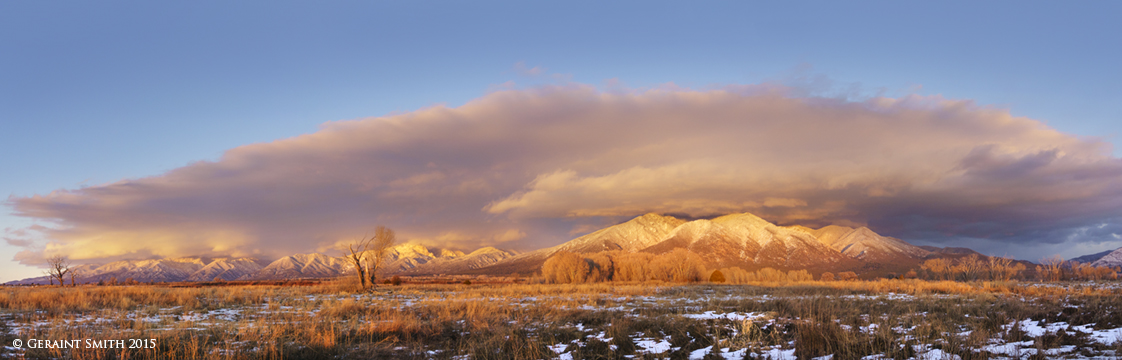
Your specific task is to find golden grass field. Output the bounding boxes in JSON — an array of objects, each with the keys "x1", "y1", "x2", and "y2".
[{"x1": 4, "y1": 278, "x2": 1122, "y2": 359}]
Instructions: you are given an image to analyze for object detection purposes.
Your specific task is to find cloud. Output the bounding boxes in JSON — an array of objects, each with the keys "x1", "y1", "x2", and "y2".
[
  {"x1": 7, "y1": 84, "x2": 1122, "y2": 264},
  {"x1": 513, "y1": 61, "x2": 545, "y2": 76}
]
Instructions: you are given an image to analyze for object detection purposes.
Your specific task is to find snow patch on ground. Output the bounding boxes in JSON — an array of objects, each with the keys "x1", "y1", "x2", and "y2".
[
  {"x1": 633, "y1": 337, "x2": 672, "y2": 354},
  {"x1": 681, "y1": 311, "x2": 766, "y2": 321}
]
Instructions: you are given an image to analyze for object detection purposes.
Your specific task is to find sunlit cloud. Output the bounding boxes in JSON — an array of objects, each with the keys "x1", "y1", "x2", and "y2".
[{"x1": 7, "y1": 84, "x2": 1122, "y2": 264}]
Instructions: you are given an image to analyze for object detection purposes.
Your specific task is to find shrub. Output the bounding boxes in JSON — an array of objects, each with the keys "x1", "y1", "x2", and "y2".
[{"x1": 709, "y1": 269, "x2": 726, "y2": 283}]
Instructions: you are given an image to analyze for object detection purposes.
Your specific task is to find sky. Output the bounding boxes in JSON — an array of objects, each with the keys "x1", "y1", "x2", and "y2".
[{"x1": 2, "y1": 1, "x2": 1121, "y2": 282}]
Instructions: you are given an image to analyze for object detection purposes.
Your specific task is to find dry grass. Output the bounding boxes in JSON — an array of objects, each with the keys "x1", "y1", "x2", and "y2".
[{"x1": 3, "y1": 279, "x2": 1122, "y2": 359}]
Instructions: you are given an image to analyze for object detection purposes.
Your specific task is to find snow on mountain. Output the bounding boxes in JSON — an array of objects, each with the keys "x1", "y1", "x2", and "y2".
[
  {"x1": 1091, "y1": 248, "x2": 1122, "y2": 268},
  {"x1": 380, "y1": 243, "x2": 458, "y2": 273},
  {"x1": 2, "y1": 212, "x2": 951, "y2": 283},
  {"x1": 644, "y1": 219, "x2": 750, "y2": 264},
  {"x1": 477, "y1": 213, "x2": 687, "y2": 274},
  {"x1": 88, "y1": 257, "x2": 207, "y2": 283},
  {"x1": 558, "y1": 213, "x2": 688, "y2": 254},
  {"x1": 710, "y1": 213, "x2": 779, "y2": 247},
  {"x1": 247, "y1": 243, "x2": 507, "y2": 280},
  {"x1": 812, "y1": 226, "x2": 930, "y2": 262},
  {"x1": 644, "y1": 213, "x2": 849, "y2": 268},
  {"x1": 811, "y1": 225, "x2": 856, "y2": 249},
  {"x1": 400, "y1": 246, "x2": 517, "y2": 275},
  {"x1": 187, "y1": 258, "x2": 265, "y2": 281},
  {"x1": 1074, "y1": 249, "x2": 1117, "y2": 265},
  {"x1": 4, "y1": 263, "x2": 102, "y2": 285},
  {"x1": 249, "y1": 253, "x2": 351, "y2": 280},
  {"x1": 5, "y1": 256, "x2": 258, "y2": 284},
  {"x1": 476, "y1": 212, "x2": 940, "y2": 274},
  {"x1": 3, "y1": 242, "x2": 516, "y2": 284}
]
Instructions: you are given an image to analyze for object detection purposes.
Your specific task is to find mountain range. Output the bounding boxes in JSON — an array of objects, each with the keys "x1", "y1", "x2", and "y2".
[
  {"x1": 7, "y1": 212, "x2": 1121, "y2": 285},
  {"x1": 4, "y1": 244, "x2": 517, "y2": 285},
  {"x1": 1084, "y1": 248, "x2": 1122, "y2": 268},
  {"x1": 469, "y1": 212, "x2": 939, "y2": 276}
]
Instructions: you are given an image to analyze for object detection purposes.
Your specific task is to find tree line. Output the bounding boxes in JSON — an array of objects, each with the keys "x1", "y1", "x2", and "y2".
[
  {"x1": 918, "y1": 254, "x2": 1027, "y2": 281},
  {"x1": 542, "y1": 250, "x2": 1122, "y2": 284},
  {"x1": 541, "y1": 249, "x2": 847, "y2": 284},
  {"x1": 1035, "y1": 255, "x2": 1119, "y2": 282},
  {"x1": 542, "y1": 249, "x2": 707, "y2": 284},
  {"x1": 919, "y1": 254, "x2": 1118, "y2": 282}
]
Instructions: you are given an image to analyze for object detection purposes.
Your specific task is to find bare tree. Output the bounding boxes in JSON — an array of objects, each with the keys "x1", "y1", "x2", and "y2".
[
  {"x1": 344, "y1": 226, "x2": 398, "y2": 290},
  {"x1": 347, "y1": 236, "x2": 371, "y2": 289},
  {"x1": 957, "y1": 254, "x2": 984, "y2": 281},
  {"x1": 68, "y1": 268, "x2": 80, "y2": 286},
  {"x1": 45, "y1": 256, "x2": 71, "y2": 286},
  {"x1": 1040, "y1": 255, "x2": 1065, "y2": 282},
  {"x1": 365, "y1": 226, "x2": 396, "y2": 286},
  {"x1": 988, "y1": 256, "x2": 1025, "y2": 281}
]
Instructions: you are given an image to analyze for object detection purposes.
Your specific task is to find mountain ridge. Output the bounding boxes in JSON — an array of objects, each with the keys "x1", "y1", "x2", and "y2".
[
  {"x1": 474, "y1": 212, "x2": 937, "y2": 276},
  {"x1": 4, "y1": 243, "x2": 517, "y2": 285},
  {"x1": 12, "y1": 212, "x2": 1116, "y2": 284}
]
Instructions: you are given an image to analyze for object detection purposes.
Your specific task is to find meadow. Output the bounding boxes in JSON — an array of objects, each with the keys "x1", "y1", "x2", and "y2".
[{"x1": 3, "y1": 279, "x2": 1122, "y2": 360}]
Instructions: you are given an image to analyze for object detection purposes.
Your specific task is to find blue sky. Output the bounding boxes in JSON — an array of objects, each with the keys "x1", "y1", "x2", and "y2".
[{"x1": 2, "y1": 2, "x2": 1121, "y2": 282}]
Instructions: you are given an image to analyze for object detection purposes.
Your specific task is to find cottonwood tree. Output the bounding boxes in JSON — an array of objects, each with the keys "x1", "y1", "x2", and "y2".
[
  {"x1": 1039, "y1": 255, "x2": 1065, "y2": 282},
  {"x1": 45, "y1": 256, "x2": 71, "y2": 286},
  {"x1": 719, "y1": 267, "x2": 752, "y2": 283},
  {"x1": 347, "y1": 237, "x2": 370, "y2": 288},
  {"x1": 787, "y1": 269, "x2": 813, "y2": 282},
  {"x1": 365, "y1": 226, "x2": 396, "y2": 286},
  {"x1": 651, "y1": 249, "x2": 705, "y2": 282},
  {"x1": 345, "y1": 226, "x2": 398, "y2": 289},
  {"x1": 612, "y1": 252, "x2": 654, "y2": 282},
  {"x1": 756, "y1": 267, "x2": 785, "y2": 282},
  {"x1": 1068, "y1": 261, "x2": 1116, "y2": 281},
  {"x1": 955, "y1": 254, "x2": 984, "y2": 281},
  {"x1": 68, "y1": 268, "x2": 80, "y2": 286},
  {"x1": 988, "y1": 256, "x2": 1026, "y2": 281},
  {"x1": 542, "y1": 251, "x2": 588, "y2": 284},
  {"x1": 920, "y1": 258, "x2": 950, "y2": 280},
  {"x1": 585, "y1": 252, "x2": 615, "y2": 282}
]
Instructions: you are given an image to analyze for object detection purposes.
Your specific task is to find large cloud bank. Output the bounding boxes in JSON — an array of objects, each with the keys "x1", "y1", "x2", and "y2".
[{"x1": 7, "y1": 85, "x2": 1122, "y2": 264}]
